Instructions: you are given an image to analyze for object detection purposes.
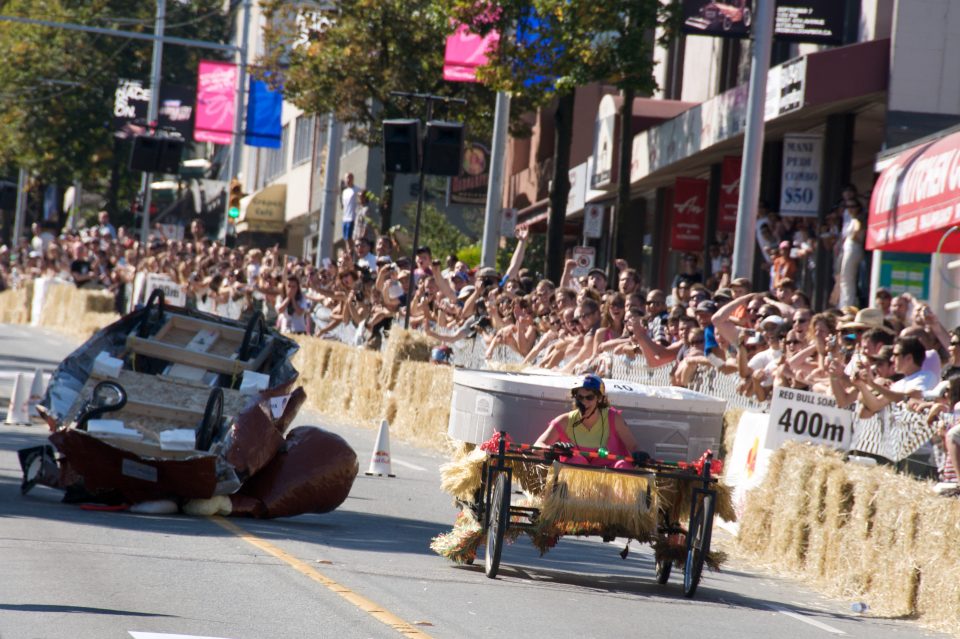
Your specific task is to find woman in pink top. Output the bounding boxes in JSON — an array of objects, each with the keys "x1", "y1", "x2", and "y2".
[{"x1": 534, "y1": 375, "x2": 646, "y2": 469}]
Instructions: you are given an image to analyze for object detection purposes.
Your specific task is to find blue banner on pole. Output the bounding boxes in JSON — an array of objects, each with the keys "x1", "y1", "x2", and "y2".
[{"x1": 245, "y1": 78, "x2": 282, "y2": 148}]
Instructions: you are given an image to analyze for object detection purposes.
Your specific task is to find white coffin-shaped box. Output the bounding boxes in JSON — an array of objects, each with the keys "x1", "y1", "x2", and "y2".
[{"x1": 448, "y1": 370, "x2": 727, "y2": 463}]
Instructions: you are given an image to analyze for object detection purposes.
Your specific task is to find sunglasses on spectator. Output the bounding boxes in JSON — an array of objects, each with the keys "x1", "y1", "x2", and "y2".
[
  {"x1": 951, "y1": 341, "x2": 960, "y2": 347},
  {"x1": 786, "y1": 339, "x2": 801, "y2": 345},
  {"x1": 689, "y1": 338, "x2": 705, "y2": 345}
]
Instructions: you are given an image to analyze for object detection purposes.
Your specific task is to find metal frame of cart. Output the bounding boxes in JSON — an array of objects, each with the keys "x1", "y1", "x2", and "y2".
[{"x1": 478, "y1": 431, "x2": 719, "y2": 598}]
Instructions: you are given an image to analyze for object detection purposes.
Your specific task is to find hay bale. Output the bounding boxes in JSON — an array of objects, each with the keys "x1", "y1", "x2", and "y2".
[
  {"x1": 389, "y1": 360, "x2": 453, "y2": 452},
  {"x1": 38, "y1": 284, "x2": 116, "y2": 334},
  {"x1": 736, "y1": 442, "x2": 789, "y2": 556},
  {"x1": 914, "y1": 494, "x2": 960, "y2": 632},
  {"x1": 0, "y1": 287, "x2": 30, "y2": 324},
  {"x1": 722, "y1": 406, "x2": 745, "y2": 459},
  {"x1": 379, "y1": 328, "x2": 431, "y2": 391}
]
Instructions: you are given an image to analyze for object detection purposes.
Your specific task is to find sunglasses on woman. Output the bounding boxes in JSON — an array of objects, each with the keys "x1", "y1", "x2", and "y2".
[{"x1": 574, "y1": 392, "x2": 597, "y2": 402}]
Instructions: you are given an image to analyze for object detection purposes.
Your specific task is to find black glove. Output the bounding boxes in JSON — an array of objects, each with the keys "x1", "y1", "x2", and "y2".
[
  {"x1": 632, "y1": 450, "x2": 650, "y2": 467},
  {"x1": 552, "y1": 441, "x2": 574, "y2": 458}
]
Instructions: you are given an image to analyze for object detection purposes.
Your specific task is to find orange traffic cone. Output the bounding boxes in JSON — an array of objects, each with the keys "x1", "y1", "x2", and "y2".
[{"x1": 365, "y1": 419, "x2": 396, "y2": 477}]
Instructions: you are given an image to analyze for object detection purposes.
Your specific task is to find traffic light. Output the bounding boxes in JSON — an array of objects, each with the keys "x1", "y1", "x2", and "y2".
[{"x1": 228, "y1": 179, "x2": 243, "y2": 220}]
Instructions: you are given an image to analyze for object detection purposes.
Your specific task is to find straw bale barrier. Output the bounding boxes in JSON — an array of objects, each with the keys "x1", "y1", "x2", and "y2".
[
  {"x1": 37, "y1": 284, "x2": 117, "y2": 339},
  {"x1": 0, "y1": 286, "x2": 31, "y2": 324},
  {"x1": 386, "y1": 360, "x2": 454, "y2": 451},
  {"x1": 379, "y1": 328, "x2": 431, "y2": 391},
  {"x1": 738, "y1": 441, "x2": 960, "y2": 633}
]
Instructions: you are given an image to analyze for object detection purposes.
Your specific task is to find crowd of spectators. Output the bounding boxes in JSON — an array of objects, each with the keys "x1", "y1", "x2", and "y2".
[{"x1": 0, "y1": 206, "x2": 957, "y2": 488}]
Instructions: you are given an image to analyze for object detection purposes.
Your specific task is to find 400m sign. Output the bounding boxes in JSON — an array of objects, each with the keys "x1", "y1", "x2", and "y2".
[{"x1": 767, "y1": 386, "x2": 853, "y2": 451}]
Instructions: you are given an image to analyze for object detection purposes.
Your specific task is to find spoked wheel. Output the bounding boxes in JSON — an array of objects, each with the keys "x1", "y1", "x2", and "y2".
[
  {"x1": 655, "y1": 556, "x2": 672, "y2": 584},
  {"x1": 683, "y1": 494, "x2": 714, "y2": 598},
  {"x1": 195, "y1": 388, "x2": 224, "y2": 451},
  {"x1": 484, "y1": 471, "x2": 510, "y2": 579}
]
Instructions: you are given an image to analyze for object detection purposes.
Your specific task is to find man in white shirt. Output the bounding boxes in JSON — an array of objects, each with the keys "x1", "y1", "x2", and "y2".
[
  {"x1": 853, "y1": 336, "x2": 938, "y2": 416},
  {"x1": 355, "y1": 236, "x2": 377, "y2": 272},
  {"x1": 341, "y1": 172, "x2": 358, "y2": 251}
]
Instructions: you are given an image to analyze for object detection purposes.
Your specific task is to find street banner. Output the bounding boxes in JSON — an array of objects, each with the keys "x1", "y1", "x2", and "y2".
[
  {"x1": 571, "y1": 246, "x2": 595, "y2": 278},
  {"x1": 583, "y1": 204, "x2": 604, "y2": 239},
  {"x1": 717, "y1": 155, "x2": 741, "y2": 232},
  {"x1": 683, "y1": 1, "x2": 846, "y2": 44},
  {"x1": 195, "y1": 61, "x2": 237, "y2": 145},
  {"x1": 450, "y1": 142, "x2": 489, "y2": 205},
  {"x1": 591, "y1": 95, "x2": 617, "y2": 188},
  {"x1": 443, "y1": 23, "x2": 498, "y2": 83},
  {"x1": 779, "y1": 133, "x2": 823, "y2": 217},
  {"x1": 245, "y1": 78, "x2": 283, "y2": 149},
  {"x1": 670, "y1": 177, "x2": 708, "y2": 252},
  {"x1": 113, "y1": 79, "x2": 195, "y2": 140},
  {"x1": 767, "y1": 386, "x2": 853, "y2": 451}
]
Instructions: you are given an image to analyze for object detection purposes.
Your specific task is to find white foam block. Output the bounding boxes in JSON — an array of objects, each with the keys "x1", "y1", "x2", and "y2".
[
  {"x1": 92, "y1": 352, "x2": 123, "y2": 379},
  {"x1": 160, "y1": 428, "x2": 197, "y2": 451},
  {"x1": 87, "y1": 419, "x2": 142, "y2": 440},
  {"x1": 240, "y1": 371, "x2": 270, "y2": 396}
]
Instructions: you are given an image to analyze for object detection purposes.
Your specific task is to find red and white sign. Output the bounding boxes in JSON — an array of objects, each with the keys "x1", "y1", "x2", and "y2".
[
  {"x1": 868, "y1": 130, "x2": 960, "y2": 252},
  {"x1": 717, "y1": 156, "x2": 741, "y2": 232},
  {"x1": 583, "y1": 204, "x2": 604, "y2": 239},
  {"x1": 195, "y1": 61, "x2": 237, "y2": 145},
  {"x1": 670, "y1": 177, "x2": 708, "y2": 252},
  {"x1": 571, "y1": 246, "x2": 595, "y2": 278},
  {"x1": 443, "y1": 24, "x2": 499, "y2": 83}
]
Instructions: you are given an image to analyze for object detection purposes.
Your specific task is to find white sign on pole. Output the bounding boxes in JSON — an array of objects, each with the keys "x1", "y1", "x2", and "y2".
[
  {"x1": 779, "y1": 133, "x2": 823, "y2": 216},
  {"x1": 766, "y1": 386, "x2": 853, "y2": 451},
  {"x1": 571, "y1": 246, "x2": 595, "y2": 279},
  {"x1": 583, "y1": 204, "x2": 605, "y2": 239},
  {"x1": 499, "y1": 208, "x2": 517, "y2": 237},
  {"x1": 144, "y1": 274, "x2": 187, "y2": 307},
  {"x1": 157, "y1": 223, "x2": 185, "y2": 241}
]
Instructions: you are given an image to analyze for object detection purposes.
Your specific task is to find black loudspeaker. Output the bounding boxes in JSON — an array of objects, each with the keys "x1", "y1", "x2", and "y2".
[
  {"x1": 129, "y1": 136, "x2": 184, "y2": 174},
  {"x1": 156, "y1": 138, "x2": 184, "y2": 174},
  {"x1": 130, "y1": 136, "x2": 161, "y2": 172},
  {"x1": 382, "y1": 119, "x2": 420, "y2": 173},
  {"x1": 423, "y1": 121, "x2": 464, "y2": 177}
]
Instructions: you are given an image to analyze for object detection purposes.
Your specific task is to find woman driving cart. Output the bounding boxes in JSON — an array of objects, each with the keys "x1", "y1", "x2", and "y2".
[{"x1": 534, "y1": 374, "x2": 648, "y2": 468}]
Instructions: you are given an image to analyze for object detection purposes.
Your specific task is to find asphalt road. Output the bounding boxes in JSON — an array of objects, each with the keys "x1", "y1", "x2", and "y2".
[{"x1": 0, "y1": 323, "x2": 949, "y2": 639}]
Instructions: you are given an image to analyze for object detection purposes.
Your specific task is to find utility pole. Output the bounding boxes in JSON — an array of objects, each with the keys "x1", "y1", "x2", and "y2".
[
  {"x1": 12, "y1": 168, "x2": 27, "y2": 245},
  {"x1": 731, "y1": 0, "x2": 775, "y2": 280},
  {"x1": 221, "y1": 0, "x2": 252, "y2": 240},
  {"x1": 138, "y1": 0, "x2": 166, "y2": 246},
  {"x1": 481, "y1": 91, "x2": 510, "y2": 268},
  {"x1": 316, "y1": 114, "x2": 342, "y2": 267}
]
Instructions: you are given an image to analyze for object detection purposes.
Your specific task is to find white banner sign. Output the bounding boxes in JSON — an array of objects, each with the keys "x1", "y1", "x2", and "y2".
[
  {"x1": 780, "y1": 133, "x2": 823, "y2": 216},
  {"x1": 583, "y1": 204, "x2": 605, "y2": 239},
  {"x1": 144, "y1": 274, "x2": 187, "y2": 307},
  {"x1": 767, "y1": 386, "x2": 853, "y2": 451},
  {"x1": 571, "y1": 246, "x2": 595, "y2": 278}
]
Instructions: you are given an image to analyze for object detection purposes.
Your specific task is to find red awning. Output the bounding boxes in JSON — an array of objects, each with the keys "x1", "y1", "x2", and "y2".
[{"x1": 867, "y1": 131, "x2": 960, "y2": 253}]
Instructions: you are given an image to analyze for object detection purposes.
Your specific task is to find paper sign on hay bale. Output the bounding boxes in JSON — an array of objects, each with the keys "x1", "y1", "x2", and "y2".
[{"x1": 723, "y1": 411, "x2": 776, "y2": 527}]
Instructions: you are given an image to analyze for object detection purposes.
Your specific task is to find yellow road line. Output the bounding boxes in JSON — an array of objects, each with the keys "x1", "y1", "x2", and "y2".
[{"x1": 211, "y1": 516, "x2": 434, "y2": 638}]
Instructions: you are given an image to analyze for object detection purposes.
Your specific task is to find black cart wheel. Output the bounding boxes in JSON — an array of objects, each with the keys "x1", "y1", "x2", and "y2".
[
  {"x1": 683, "y1": 494, "x2": 714, "y2": 598},
  {"x1": 655, "y1": 556, "x2": 672, "y2": 584},
  {"x1": 195, "y1": 387, "x2": 224, "y2": 451},
  {"x1": 137, "y1": 289, "x2": 166, "y2": 337},
  {"x1": 238, "y1": 312, "x2": 266, "y2": 362},
  {"x1": 484, "y1": 472, "x2": 510, "y2": 579},
  {"x1": 76, "y1": 381, "x2": 128, "y2": 430}
]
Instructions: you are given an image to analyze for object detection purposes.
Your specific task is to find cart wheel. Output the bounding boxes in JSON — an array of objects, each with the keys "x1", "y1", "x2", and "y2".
[
  {"x1": 238, "y1": 312, "x2": 266, "y2": 362},
  {"x1": 742, "y1": 8, "x2": 752, "y2": 27},
  {"x1": 683, "y1": 494, "x2": 714, "y2": 598},
  {"x1": 196, "y1": 388, "x2": 224, "y2": 451},
  {"x1": 137, "y1": 289, "x2": 166, "y2": 338},
  {"x1": 484, "y1": 472, "x2": 510, "y2": 579},
  {"x1": 655, "y1": 556, "x2": 672, "y2": 584}
]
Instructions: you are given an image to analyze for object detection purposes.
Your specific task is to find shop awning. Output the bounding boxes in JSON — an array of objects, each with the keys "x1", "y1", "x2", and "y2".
[
  {"x1": 237, "y1": 183, "x2": 286, "y2": 234},
  {"x1": 867, "y1": 130, "x2": 960, "y2": 253}
]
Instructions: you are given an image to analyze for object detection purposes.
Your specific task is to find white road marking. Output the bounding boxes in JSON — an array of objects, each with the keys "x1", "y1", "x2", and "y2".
[
  {"x1": 765, "y1": 605, "x2": 848, "y2": 635},
  {"x1": 129, "y1": 633, "x2": 236, "y2": 639},
  {"x1": 392, "y1": 457, "x2": 427, "y2": 471}
]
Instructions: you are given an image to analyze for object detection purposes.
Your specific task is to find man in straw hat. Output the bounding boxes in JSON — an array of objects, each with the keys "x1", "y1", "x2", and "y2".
[{"x1": 534, "y1": 374, "x2": 647, "y2": 468}]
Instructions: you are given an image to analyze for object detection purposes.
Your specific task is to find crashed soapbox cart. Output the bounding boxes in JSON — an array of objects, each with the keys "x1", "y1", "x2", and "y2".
[
  {"x1": 437, "y1": 370, "x2": 731, "y2": 598},
  {"x1": 23, "y1": 290, "x2": 358, "y2": 516}
]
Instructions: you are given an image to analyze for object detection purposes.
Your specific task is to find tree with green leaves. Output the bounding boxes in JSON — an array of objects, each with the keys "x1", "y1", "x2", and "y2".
[
  {"x1": 448, "y1": 0, "x2": 679, "y2": 283},
  {"x1": 258, "y1": 0, "x2": 534, "y2": 232},
  {"x1": 0, "y1": 0, "x2": 230, "y2": 226}
]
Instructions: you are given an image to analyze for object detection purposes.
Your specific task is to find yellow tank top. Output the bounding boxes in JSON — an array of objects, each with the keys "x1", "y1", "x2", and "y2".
[{"x1": 564, "y1": 408, "x2": 609, "y2": 450}]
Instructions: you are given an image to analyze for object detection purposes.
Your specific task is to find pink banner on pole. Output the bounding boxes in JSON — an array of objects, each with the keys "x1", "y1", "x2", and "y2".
[
  {"x1": 195, "y1": 60, "x2": 237, "y2": 145},
  {"x1": 443, "y1": 24, "x2": 498, "y2": 83}
]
